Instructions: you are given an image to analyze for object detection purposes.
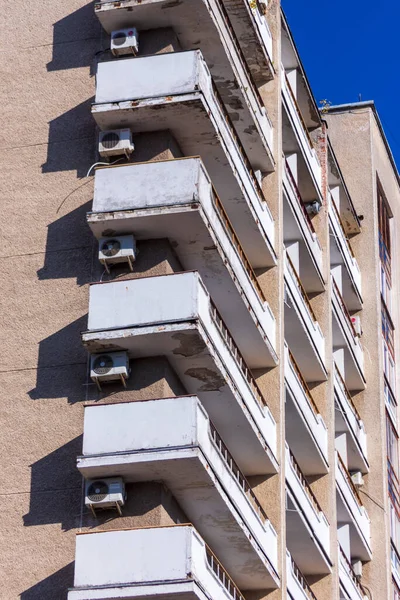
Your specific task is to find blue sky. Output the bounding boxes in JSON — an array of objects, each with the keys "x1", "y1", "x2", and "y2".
[{"x1": 282, "y1": 0, "x2": 400, "y2": 167}]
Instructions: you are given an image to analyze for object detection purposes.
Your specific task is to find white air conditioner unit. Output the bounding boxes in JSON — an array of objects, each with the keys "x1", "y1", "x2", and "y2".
[
  {"x1": 111, "y1": 27, "x2": 139, "y2": 57},
  {"x1": 305, "y1": 200, "x2": 322, "y2": 215},
  {"x1": 85, "y1": 477, "x2": 126, "y2": 516},
  {"x1": 90, "y1": 351, "x2": 130, "y2": 390},
  {"x1": 352, "y1": 559, "x2": 363, "y2": 579},
  {"x1": 351, "y1": 316, "x2": 362, "y2": 337},
  {"x1": 99, "y1": 129, "x2": 134, "y2": 159},
  {"x1": 99, "y1": 234, "x2": 136, "y2": 272},
  {"x1": 351, "y1": 471, "x2": 364, "y2": 488}
]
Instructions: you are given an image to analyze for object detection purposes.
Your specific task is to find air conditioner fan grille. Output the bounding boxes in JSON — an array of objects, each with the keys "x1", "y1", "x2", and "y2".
[
  {"x1": 87, "y1": 481, "x2": 109, "y2": 502},
  {"x1": 101, "y1": 132, "x2": 120, "y2": 149},
  {"x1": 112, "y1": 31, "x2": 127, "y2": 46},
  {"x1": 101, "y1": 239, "x2": 121, "y2": 257},
  {"x1": 93, "y1": 355, "x2": 114, "y2": 375}
]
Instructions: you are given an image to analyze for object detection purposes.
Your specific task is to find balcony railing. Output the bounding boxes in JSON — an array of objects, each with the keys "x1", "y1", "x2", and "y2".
[
  {"x1": 206, "y1": 546, "x2": 245, "y2": 600},
  {"x1": 331, "y1": 196, "x2": 358, "y2": 261},
  {"x1": 213, "y1": 192, "x2": 265, "y2": 302},
  {"x1": 289, "y1": 448, "x2": 323, "y2": 515},
  {"x1": 210, "y1": 301, "x2": 267, "y2": 409},
  {"x1": 286, "y1": 254, "x2": 317, "y2": 322},
  {"x1": 210, "y1": 423, "x2": 268, "y2": 522},
  {"x1": 288, "y1": 349, "x2": 320, "y2": 416},
  {"x1": 339, "y1": 545, "x2": 366, "y2": 598},
  {"x1": 335, "y1": 364, "x2": 362, "y2": 421},
  {"x1": 291, "y1": 557, "x2": 318, "y2": 600},
  {"x1": 338, "y1": 453, "x2": 363, "y2": 507},
  {"x1": 284, "y1": 73, "x2": 315, "y2": 152},
  {"x1": 285, "y1": 159, "x2": 316, "y2": 234},
  {"x1": 332, "y1": 278, "x2": 358, "y2": 338}
]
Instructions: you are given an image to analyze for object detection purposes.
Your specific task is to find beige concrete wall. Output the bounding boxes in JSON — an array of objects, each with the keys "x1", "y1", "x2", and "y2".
[{"x1": 326, "y1": 107, "x2": 393, "y2": 599}]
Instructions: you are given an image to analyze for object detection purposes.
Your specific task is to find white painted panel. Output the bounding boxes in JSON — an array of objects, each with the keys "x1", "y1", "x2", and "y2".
[
  {"x1": 88, "y1": 272, "x2": 199, "y2": 331},
  {"x1": 74, "y1": 527, "x2": 190, "y2": 587},
  {"x1": 96, "y1": 52, "x2": 199, "y2": 104},
  {"x1": 83, "y1": 396, "x2": 199, "y2": 455},
  {"x1": 94, "y1": 158, "x2": 203, "y2": 213}
]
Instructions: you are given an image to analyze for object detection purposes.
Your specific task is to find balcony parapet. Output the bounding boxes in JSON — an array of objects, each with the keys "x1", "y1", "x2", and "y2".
[
  {"x1": 284, "y1": 254, "x2": 326, "y2": 381},
  {"x1": 281, "y1": 66, "x2": 322, "y2": 196},
  {"x1": 285, "y1": 445, "x2": 330, "y2": 565},
  {"x1": 283, "y1": 159, "x2": 323, "y2": 277},
  {"x1": 92, "y1": 50, "x2": 276, "y2": 266},
  {"x1": 335, "y1": 452, "x2": 371, "y2": 560},
  {"x1": 68, "y1": 525, "x2": 250, "y2": 600},
  {"x1": 330, "y1": 195, "x2": 362, "y2": 301},
  {"x1": 338, "y1": 545, "x2": 368, "y2": 600},
  {"x1": 332, "y1": 277, "x2": 365, "y2": 389},
  {"x1": 286, "y1": 551, "x2": 318, "y2": 600},
  {"x1": 82, "y1": 272, "x2": 278, "y2": 474},
  {"x1": 284, "y1": 345, "x2": 328, "y2": 474},
  {"x1": 78, "y1": 396, "x2": 279, "y2": 589},
  {"x1": 334, "y1": 365, "x2": 368, "y2": 471}
]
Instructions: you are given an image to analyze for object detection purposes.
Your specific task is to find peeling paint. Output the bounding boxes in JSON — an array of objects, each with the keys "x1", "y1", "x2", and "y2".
[
  {"x1": 172, "y1": 332, "x2": 206, "y2": 357},
  {"x1": 184, "y1": 367, "x2": 225, "y2": 391}
]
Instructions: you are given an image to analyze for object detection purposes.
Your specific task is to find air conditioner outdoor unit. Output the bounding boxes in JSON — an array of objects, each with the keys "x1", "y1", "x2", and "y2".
[
  {"x1": 351, "y1": 316, "x2": 362, "y2": 337},
  {"x1": 352, "y1": 559, "x2": 363, "y2": 579},
  {"x1": 111, "y1": 27, "x2": 139, "y2": 57},
  {"x1": 85, "y1": 477, "x2": 126, "y2": 516},
  {"x1": 99, "y1": 129, "x2": 134, "y2": 159},
  {"x1": 351, "y1": 471, "x2": 364, "y2": 488},
  {"x1": 90, "y1": 351, "x2": 130, "y2": 390},
  {"x1": 99, "y1": 234, "x2": 136, "y2": 273}
]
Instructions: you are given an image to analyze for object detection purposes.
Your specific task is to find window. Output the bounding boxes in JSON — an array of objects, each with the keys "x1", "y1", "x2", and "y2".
[
  {"x1": 382, "y1": 303, "x2": 395, "y2": 359},
  {"x1": 384, "y1": 339, "x2": 396, "y2": 391},
  {"x1": 378, "y1": 182, "x2": 392, "y2": 282},
  {"x1": 381, "y1": 264, "x2": 393, "y2": 312}
]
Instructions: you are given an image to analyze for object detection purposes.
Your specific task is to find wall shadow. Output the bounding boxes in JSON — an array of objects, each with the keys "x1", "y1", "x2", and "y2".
[
  {"x1": 37, "y1": 201, "x2": 97, "y2": 285},
  {"x1": 41, "y1": 98, "x2": 97, "y2": 178},
  {"x1": 47, "y1": 2, "x2": 101, "y2": 73},
  {"x1": 20, "y1": 563, "x2": 75, "y2": 600},
  {"x1": 28, "y1": 316, "x2": 89, "y2": 403},
  {"x1": 23, "y1": 436, "x2": 83, "y2": 531}
]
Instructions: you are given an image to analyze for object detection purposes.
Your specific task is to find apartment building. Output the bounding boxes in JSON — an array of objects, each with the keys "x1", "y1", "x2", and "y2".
[{"x1": 1, "y1": 1, "x2": 399, "y2": 599}]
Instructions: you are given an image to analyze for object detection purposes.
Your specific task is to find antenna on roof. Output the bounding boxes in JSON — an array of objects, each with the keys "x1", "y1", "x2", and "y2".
[{"x1": 359, "y1": 93, "x2": 362, "y2": 101}]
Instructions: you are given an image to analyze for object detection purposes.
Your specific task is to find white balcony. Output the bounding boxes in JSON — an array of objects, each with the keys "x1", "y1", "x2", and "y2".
[
  {"x1": 93, "y1": 50, "x2": 275, "y2": 267},
  {"x1": 332, "y1": 279, "x2": 365, "y2": 392},
  {"x1": 338, "y1": 546, "x2": 368, "y2": 600},
  {"x1": 281, "y1": 67, "x2": 322, "y2": 198},
  {"x1": 336, "y1": 453, "x2": 371, "y2": 561},
  {"x1": 78, "y1": 396, "x2": 279, "y2": 589},
  {"x1": 82, "y1": 272, "x2": 277, "y2": 474},
  {"x1": 284, "y1": 345, "x2": 328, "y2": 475},
  {"x1": 286, "y1": 551, "x2": 318, "y2": 600},
  {"x1": 284, "y1": 254, "x2": 326, "y2": 382},
  {"x1": 68, "y1": 525, "x2": 254, "y2": 599},
  {"x1": 94, "y1": 0, "x2": 275, "y2": 98},
  {"x1": 330, "y1": 197, "x2": 362, "y2": 309},
  {"x1": 283, "y1": 160, "x2": 323, "y2": 290},
  {"x1": 334, "y1": 366, "x2": 368, "y2": 473},
  {"x1": 89, "y1": 158, "x2": 276, "y2": 358},
  {"x1": 285, "y1": 446, "x2": 331, "y2": 575}
]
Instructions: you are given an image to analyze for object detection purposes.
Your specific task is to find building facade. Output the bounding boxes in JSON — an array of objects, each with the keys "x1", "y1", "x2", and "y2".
[{"x1": 0, "y1": 1, "x2": 399, "y2": 599}]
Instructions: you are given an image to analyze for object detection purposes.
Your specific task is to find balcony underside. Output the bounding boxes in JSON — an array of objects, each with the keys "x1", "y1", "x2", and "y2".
[
  {"x1": 330, "y1": 231, "x2": 362, "y2": 311},
  {"x1": 78, "y1": 447, "x2": 278, "y2": 590},
  {"x1": 286, "y1": 489, "x2": 332, "y2": 576},
  {"x1": 94, "y1": 0, "x2": 274, "y2": 92},
  {"x1": 93, "y1": 93, "x2": 275, "y2": 268},
  {"x1": 68, "y1": 581, "x2": 207, "y2": 600},
  {"x1": 334, "y1": 399, "x2": 368, "y2": 474},
  {"x1": 82, "y1": 322, "x2": 277, "y2": 475},
  {"x1": 336, "y1": 493, "x2": 371, "y2": 562}
]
